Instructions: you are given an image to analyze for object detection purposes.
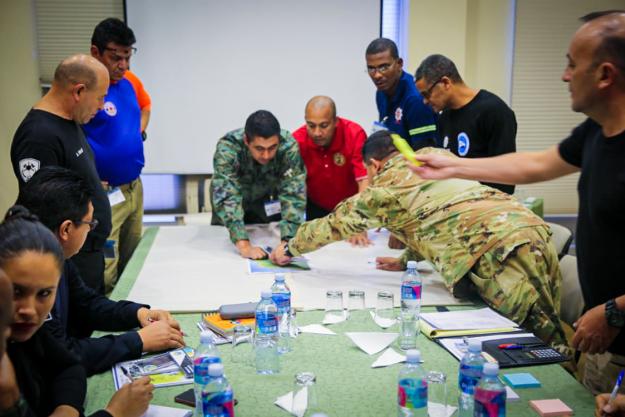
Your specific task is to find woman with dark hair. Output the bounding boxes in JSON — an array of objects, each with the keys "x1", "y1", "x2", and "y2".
[{"x1": 0, "y1": 206, "x2": 153, "y2": 417}]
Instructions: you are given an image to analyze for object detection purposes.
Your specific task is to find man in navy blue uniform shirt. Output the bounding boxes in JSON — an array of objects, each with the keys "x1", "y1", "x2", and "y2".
[{"x1": 365, "y1": 38, "x2": 438, "y2": 150}]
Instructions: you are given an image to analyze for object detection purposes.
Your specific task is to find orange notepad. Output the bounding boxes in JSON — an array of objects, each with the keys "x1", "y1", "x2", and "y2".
[
  {"x1": 529, "y1": 399, "x2": 573, "y2": 417},
  {"x1": 202, "y1": 311, "x2": 255, "y2": 338}
]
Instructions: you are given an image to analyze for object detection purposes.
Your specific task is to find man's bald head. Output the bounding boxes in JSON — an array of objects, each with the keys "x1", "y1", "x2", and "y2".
[
  {"x1": 305, "y1": 96, "x2": 337, "y2": 119},
  {"x1": 0, "y1": 269, "x2": 13, "y2": 356},
  {"x1": 53, "y1": 54, "x2": 108, "y2": 90},
  {"x1": 304, "y1": 96, "x2": 338, "y2": 147},
  {"x1": 579, "y1": 11, "x2": 625, "y2": 76}
]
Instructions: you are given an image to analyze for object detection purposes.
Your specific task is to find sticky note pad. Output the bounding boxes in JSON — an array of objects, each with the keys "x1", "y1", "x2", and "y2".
[
  {"x1": 503, "y1": 372, "x2": 541, "y2": 388},
  {"x1": 529, "y1": 399, "x2": 573, "y2": 417}
]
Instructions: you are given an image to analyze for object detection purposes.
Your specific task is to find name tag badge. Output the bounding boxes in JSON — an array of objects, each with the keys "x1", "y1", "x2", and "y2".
[
  {"x1": 108, "y1": 187, "x2": 125, "y2": 207},
  {"x1": 264, "y1": 200, "x2": 281, "y2": 217}
]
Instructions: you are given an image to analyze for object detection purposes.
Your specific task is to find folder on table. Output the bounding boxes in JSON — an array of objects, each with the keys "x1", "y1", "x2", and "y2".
[{"x1": 419, "y1": 307, "x2": 519, "y2": 339}]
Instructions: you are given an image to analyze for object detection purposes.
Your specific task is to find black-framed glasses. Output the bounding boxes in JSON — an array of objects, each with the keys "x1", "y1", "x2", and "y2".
[
  {"x1": 75, "y1": 218, "x2": 99, "y2": 232},
  {"x1": 421, "y1": 76, "x2": 445, "y2": 99},
  {"x1": 103, "y1": 46, "x2": 136, "y2": 61},
  {"x1": 366, "y1": 61, "x2": 395, "y2": 75}
]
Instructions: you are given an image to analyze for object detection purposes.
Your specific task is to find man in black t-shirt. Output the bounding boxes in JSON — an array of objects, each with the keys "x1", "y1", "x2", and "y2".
[
  {"x1": 414, "y1": 54, "x2": 517, "y2": 194},
  {"x1": 11, "y1": 54, "x2": 112, "y2": 294},
  {"x1": 408, "y1": 11, "x2": 625, "y2": 396}
]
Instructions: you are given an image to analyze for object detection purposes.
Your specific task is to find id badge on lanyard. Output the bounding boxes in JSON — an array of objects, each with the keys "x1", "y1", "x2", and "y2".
[{"x1": 264, "y1": 194, "x2": 281, "y2": 217}]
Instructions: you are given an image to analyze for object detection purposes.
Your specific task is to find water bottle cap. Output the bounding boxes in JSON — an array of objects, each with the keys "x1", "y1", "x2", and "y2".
[
  {"x1": 405, "y1": 349, "x2": 421, "y2": 363},
  {"x1": 482, "y1": 362, "x2": 499, "y2": 376},
  {"x1": 199, "y1": 331, "x2": 214, "y2": 344},
  {"x1": 208, "y1": 363, "x2": 224, "y2": 377},
  {"x1": 468, "y1": 339, "x2": 482, "y2": 352},
  {"x1": 275, "y1": 274, "x2": 285, "y2": 282},
  {"x1": 406, "y1": 261, "x2": 418, "y2": 269},
  {"x1": 261, "y1": 290, "x2": 272, "y2": 298}
]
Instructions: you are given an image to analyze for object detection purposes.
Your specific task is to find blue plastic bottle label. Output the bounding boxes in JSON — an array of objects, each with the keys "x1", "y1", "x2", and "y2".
[
  {"x1": 459, "y1": 363, "x2": 482, "y2": 394},
  {"x1": 256, "y1": 312, "x2": 278, "y2": 334},
  {"x1": 401, "y1": 284, "x2": 422, "y2": 300},
  {"x1": 474, "y1": 388, "x2": 506, "y2": 416},
  {"x1": 272, "y1": 293, "x2": 291, "y2": 312},
  {"x1": 202, "y1": 388, "x2": 235, "y2": 417},
  {"x1": 193, "y1": 356, "x2": 221, "y2": 383},
  {"x1": 398, "y1": 378, "x2": 427, "y2": 409}
]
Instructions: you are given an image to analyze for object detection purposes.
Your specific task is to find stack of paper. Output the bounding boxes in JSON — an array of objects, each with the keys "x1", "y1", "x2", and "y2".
[{"x1": 420, "y1": 307, "x2": 519, "y2": 338}]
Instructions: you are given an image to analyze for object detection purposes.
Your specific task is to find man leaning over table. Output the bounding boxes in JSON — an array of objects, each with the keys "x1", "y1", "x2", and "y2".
[
  {"x1": 211, "y1": 110, "x2": 306, "y2": 260},
  {"x1": 271, "y1": 130, "x2": 570, "y2": 357},
  {"x1": 408, "y1": 10, "x2": 625, "y2": 395}
]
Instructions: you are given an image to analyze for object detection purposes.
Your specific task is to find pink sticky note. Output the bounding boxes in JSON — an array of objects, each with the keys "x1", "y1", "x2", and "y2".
[{"x1": 529, "y1": 399, "x2": 573, "y2": 417}]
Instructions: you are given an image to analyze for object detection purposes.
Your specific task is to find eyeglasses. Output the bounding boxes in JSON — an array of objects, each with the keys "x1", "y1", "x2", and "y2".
[
  {"x1": 75, "y1": 218, "x2": 99, "y2": 232},
  {"x1": 103, "y1": 46, "x2": 136, "y2": 62},
  {"x1": 421, "y1": 76, "x2": 445, "y2": 99},
  {"x1": 366, "y1": 61, "x2": 395, "y2": 75}
]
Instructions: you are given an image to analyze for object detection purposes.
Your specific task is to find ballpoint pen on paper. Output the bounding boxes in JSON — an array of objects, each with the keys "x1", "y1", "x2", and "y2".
[
  {"x1": 120, "y1": 365, "x2": 134, "y2": 382},
  {"x1": 604, "y1": 370, "x2": 624, "y2": 417}
]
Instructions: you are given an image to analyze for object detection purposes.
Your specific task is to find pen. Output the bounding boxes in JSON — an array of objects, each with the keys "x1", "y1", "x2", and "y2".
[
  {"x1": 120, "y1": 365, "x2": 134, "y2": 381},
  {"x1": 498, "y1": 343, "x2": 523, "y2": 350},
  {"x1": 604, "y1": 370, "x2": 624, "y2": 417}
]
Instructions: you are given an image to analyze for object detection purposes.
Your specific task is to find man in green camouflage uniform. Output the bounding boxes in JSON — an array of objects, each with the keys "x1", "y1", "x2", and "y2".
[
  {"x1": 272, "y1": 130, "x2": 569, "y2": 353},
  {"x1": 210, "y1": 110, "x2": 306, "y2": 259}
]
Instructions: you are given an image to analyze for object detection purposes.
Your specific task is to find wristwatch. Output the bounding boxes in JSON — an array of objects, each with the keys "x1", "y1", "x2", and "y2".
[
  {"x1": 605, "y1": 299, "x2": 625, "y2": 328},
  {"x1": 283, "y1": 242, "x2": 293, "y2": 257}
]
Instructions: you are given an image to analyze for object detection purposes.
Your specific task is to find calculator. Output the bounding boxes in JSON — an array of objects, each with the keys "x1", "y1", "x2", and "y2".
[{"x1": 482, "y1": 337, "x2": 569, "y2": 367}]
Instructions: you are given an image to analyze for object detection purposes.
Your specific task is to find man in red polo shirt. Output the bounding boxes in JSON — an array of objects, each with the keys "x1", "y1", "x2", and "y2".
[{"x1": 293, "y1": 96, "x2": 370, "y2": 245}]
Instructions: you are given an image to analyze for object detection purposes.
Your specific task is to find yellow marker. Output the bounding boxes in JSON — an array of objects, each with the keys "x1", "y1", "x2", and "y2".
[{"x1": 391, "y1": 133, "x2": 422, "y2": 166}]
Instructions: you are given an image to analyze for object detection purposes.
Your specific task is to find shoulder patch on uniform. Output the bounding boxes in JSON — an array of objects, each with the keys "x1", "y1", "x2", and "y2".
[
  {"x1": 395, "y1": 107, "x2": 403, "y2": 123},
  {"x1": 19, "y1": 158, "x2": 40, "y2": 182}
]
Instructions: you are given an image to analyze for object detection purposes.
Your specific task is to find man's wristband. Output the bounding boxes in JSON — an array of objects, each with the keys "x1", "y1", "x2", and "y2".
[{"x1": 283, "y1": 242, "x2": 294, "y2": 257}]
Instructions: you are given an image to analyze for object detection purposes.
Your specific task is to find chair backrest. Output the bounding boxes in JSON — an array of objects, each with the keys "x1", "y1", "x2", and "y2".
[
  {"x1": 559, "y1": 254, "x2": 585, "y2": 326},
  {"x1": 546, "y1": 222, "x2": 574, "y2": 259}
]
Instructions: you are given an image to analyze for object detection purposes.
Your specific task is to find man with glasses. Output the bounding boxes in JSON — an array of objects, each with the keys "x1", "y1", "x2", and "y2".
[
  {"x1": 85, "y1": 18, "x2": 152, "y2": 294},
  {"x1": 11, "y1": 54, "x2": 113, "y2": 295},
  {"x1": 365, "y1": 38, "x2": 438, "y2": 150},
  {"x1": 414, "y1": 54, "x2": 517, "y2": 194},
  {"x1": 16, "y1": 166, "x2": 183, "y2": 376}
]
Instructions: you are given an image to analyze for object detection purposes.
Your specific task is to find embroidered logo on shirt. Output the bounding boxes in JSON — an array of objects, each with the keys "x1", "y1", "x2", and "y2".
[
  {"x1": 75, "y1": 147, "x2": 84, "y2": 157},
  {"x1": 103, "y1": 101, "x2": 117, "y2": 117},
  {"x1": 457, "y1": 132, "x2": 470, "y2": 156},
  {"x1": 19, "y1": 158, "x2": 40, "y2": 182},
  {"x1": 443, "y1": 136, "x2": 449, "y2": 148},
  {"x1": 333, "y1": 152, "x2": 346, "y2": 167},
  {"x1": 395, "y1": 107, "x2": 403, "y2": 123}
]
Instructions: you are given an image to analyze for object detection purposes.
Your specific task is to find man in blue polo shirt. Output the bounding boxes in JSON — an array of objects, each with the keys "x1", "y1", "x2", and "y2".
[
  {"x1": 365, "y1": 38, "x2": 438, "y2": 150},
  {"x1": 84, "y1": 18, "x2": 151, "y2": 294}
]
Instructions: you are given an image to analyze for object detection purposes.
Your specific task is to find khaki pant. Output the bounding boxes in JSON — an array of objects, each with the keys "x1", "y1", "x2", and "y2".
[
  {"x1": 469, "y1": 226, "x2": 571, "y2": 356},
  {"x1": 583, "y1": 351, "x2": 625, "y2": 395},
  {"x1": 104, "y1": 178, "x2": 143, "y2": 294}
]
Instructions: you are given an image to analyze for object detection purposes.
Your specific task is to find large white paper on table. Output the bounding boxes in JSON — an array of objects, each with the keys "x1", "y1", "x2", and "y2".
[
  {"x1": 345, "y1": 332, "x2": 398, "y2": 355},
  {"x1": 127, "y1": 224, "x2": 462, "y2": 312},
  {"x1": 420, "y1": 308, "x2": 518, "y2": 331}
]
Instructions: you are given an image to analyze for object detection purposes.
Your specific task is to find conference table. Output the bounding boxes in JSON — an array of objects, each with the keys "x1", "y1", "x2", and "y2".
[{"x1": 85, "y1": 224, "x2": 595, "y2": 416}]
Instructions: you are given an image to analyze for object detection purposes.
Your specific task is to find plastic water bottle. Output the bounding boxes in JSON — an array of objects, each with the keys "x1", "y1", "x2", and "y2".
[
  {"x1": 457, "y1": 339, "x2": 486, "y2": 417},
  {"x1": 474, "y1": 362, "x2": 506, "y2": 417},
  {"x1": 194, "y1": 331, "x2": 222, "y2": 417},
  {"x1": 271, "y1": 273, "x2": 292, "y2": 353},
  {"x1": 201, "y1": 363, "x2": 235, "y2": 417},
  {"x1": 254, "y1": 290, "x2": 280, "y2": 374},
  {"x1": 399, "y1": 261, "x2": 422, "y2": 350},
  {"x1": 397, "y1": 349, "x2": 428, "y2": 417}
]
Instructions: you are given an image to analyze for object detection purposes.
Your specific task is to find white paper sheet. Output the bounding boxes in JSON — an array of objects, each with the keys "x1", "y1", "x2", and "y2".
[
  {"x1": 142, "y1": 405, "x2": 191, "y2": 417},
  {"x1": 275, "y1": 389, "x2": 307, "y2": 417},
  {"x1": 298, "y1": 324, "x2": 336, "y2": 335},
  {"x1": 428, "y1": 402, "x2": 457, "y2": 417},
  {"x1": 127, "y1": 225, "x2": 462, "y2": 312},
  {"x1": 437, "y1": 333, "x2": 535, "y2": 361},
  {"x1": 345, "y1": 332, "x2": 398, "y2": 355},
  {"x1": 371, "y1": 348, "x2": 406, "y2": 368},
  {"x1": 420, "y1": 308, "x2": 518, "y2": 331}
]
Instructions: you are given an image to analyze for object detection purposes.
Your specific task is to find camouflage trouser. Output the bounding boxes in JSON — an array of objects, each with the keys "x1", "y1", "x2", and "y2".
[
  {"x1": 583, "y1": 352, "x2": 625, "y2": 395},
  {"x1": 469, "y1": 226, "x2": 571, "y2": 355}
]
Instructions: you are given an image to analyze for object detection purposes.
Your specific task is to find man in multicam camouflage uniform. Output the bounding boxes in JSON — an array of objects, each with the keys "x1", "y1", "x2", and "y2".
[
  {"x1": 210, "y1": 110, "x2": 306, "y2": 259},
  {"x1": 271, "y1": 130, "x2": 569, "y2": 353}
]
